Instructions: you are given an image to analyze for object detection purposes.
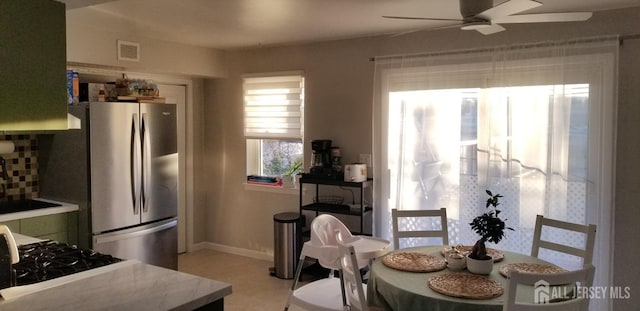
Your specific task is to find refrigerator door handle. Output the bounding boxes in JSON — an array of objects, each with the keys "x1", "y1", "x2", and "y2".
[
  {"x1": 131, "y1": 113, "x2": 141, "y2": 215},
  {"x1": 94, "y1": 219, "x2": 177, "y2": 244},
  {"x1": 141, "y1": 113, "x2": 150, "y2": 213}
]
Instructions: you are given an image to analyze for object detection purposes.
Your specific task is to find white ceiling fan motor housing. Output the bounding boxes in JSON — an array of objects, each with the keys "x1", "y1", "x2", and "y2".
[
  {"x1": 460, "y1": 0, "x2": 493, "y2": 18},
  {"x1": 460, "y1": 0, "x2": 493, "y2": 30}
]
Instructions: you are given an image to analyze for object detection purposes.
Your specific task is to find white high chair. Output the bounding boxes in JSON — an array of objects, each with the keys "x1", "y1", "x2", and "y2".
[
  {"x1": 336, "y1": 232, "x2": 368, "y2": 311},
  {"x1": 283, "y1": 214, "x2": 390, "y2": 311}
]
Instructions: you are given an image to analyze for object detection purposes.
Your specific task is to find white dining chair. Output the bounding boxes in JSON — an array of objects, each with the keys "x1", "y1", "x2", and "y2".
[
  {"x1": 336, "y1": 232, "x2": 368, "y2": 311},
  {"x1": 391, "y1": 208, "x2": 449, "y2": 249},
  {"x1": 531, "y1": 215, "x2": 596, "y2": 267},
  {"x1": 284, "y1": 214, "x2": 371, "y2": 311},
  {"x1": 503, "y1": 264, "x2": 595, "y2": 311}
]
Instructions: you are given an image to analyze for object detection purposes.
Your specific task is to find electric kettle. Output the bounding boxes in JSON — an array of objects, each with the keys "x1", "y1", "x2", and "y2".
[{"x1": 0, "y1": 225, "x2": 19, "y2": 290}]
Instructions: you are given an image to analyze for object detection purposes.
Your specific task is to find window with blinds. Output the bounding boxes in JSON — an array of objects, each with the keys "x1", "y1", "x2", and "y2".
[
  {"x1": 243, "y1": 72, "x2": 305, "y2": 184},
  {"x1": 243, "y1": 73, "x2": 304, "y2": 139}
]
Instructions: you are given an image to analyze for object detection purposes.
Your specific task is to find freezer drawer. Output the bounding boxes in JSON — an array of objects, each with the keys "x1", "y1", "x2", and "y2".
[{"x1": 93, "y1": 218, "x2": 177, "y2": 270}]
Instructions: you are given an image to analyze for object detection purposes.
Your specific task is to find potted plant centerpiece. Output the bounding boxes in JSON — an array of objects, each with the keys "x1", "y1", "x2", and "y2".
[{"x1": 467, "y1": 190, "x2": 513, "y2": 274}]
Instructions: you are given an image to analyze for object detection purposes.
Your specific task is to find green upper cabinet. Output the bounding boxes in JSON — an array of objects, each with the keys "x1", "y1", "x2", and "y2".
[{"x1": 0, "y1": 0, "x2": 68, "y2": 131}]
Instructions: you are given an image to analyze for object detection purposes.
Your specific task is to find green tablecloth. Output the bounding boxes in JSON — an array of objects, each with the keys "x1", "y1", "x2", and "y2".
[{"x1": 367, "y1": 246, "x2": 560, "y2": 311}]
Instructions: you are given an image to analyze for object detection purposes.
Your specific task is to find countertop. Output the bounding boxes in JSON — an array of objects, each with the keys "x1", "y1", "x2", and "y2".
[
  {"x1": 0, "y1": 235, "x2": 233, "y2": 311},
  {"x1": 12, "y1": 233, "x2": 43, "y2": 245},
  {"x1": 0, "y1": 198, "x2": 79, "y2": 222}
]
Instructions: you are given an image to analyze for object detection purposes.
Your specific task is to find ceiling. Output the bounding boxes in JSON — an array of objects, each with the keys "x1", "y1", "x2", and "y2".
[{"x1": 61, "y1": 0, "x2": 640, "y2": 50}]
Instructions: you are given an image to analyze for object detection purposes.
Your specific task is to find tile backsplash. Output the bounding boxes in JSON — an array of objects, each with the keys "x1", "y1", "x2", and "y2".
[{"x1": 0, "y1": 135, "x2": 39, "y2": 201}]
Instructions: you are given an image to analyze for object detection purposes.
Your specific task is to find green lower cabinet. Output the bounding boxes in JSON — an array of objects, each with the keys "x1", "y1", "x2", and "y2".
[
  {"x1": 66, "y1": 211, "x2": 79, "y2": 245},
  {"x1": 0, "y1": 220, "x2": 20, "y2": 233},
  {"x1": 0, "y1": 212, "x2": 78, "y2": 245},
  {"x1": 36, "y1": 232, "x2": 68, "y2": 243},
  {"x1": 20, "y1": 213, "x2": 68, "y2": 237}
]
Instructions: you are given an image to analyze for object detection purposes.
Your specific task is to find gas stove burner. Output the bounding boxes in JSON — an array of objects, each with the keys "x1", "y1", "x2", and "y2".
[{"x1": 13, "y1": 241, "x2": 122, "y2": 286}]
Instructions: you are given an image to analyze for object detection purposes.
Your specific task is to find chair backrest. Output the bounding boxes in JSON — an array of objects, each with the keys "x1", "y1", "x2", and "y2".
[
  {"x1": 304, "y1": 214, "x2": 356, "y2": 269},
  {"x1": 531, "y1": 215, "x2": 597, "y2": 266},
  {"x1": 503, "y1": 264, "x2": 595, "y2": 311},
  {"x1": 336, "y1": 232, "x2": 368, "y2": 311},
  {"x1": 391, "y1": 208, "x2": 449, "y2": 249}
]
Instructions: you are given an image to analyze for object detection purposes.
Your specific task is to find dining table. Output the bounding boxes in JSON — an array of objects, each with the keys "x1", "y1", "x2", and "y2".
[{"x1": 367, "y1": 245, "x2": 568, "y2": 311}]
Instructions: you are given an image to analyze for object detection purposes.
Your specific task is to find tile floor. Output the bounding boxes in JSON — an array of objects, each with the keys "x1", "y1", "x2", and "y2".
[{"x1": 178, "y1": 249, "x2": 311, "y2": 311}]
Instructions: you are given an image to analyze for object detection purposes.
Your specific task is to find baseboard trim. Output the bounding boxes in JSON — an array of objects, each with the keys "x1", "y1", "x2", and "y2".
[{"x1": 191, "y1": 241, "x2": 274, "y2": 262}]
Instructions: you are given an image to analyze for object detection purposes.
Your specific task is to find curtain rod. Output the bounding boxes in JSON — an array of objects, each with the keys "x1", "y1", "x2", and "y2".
[
  {"x1": 619, "y1": 33, "x2": 640, "y2": 45},
  {"x1": 369, "y1": 34, "x2": 640, "y2": 62}
]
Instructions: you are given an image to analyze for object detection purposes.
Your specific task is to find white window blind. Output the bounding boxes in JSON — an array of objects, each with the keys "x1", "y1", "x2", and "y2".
[{"x1": 243, "y1": 74, "x2": 304, "y2": 139}]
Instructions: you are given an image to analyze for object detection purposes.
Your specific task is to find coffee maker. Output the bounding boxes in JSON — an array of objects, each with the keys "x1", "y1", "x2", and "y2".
[{"x1": 309, "y1": 140, "x2": 332, "y2": 176}]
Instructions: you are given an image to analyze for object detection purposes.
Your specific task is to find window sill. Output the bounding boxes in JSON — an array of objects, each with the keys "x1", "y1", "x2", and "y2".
[{"x1": 243, "y1": 183, "x2": 300, "y2": 195}]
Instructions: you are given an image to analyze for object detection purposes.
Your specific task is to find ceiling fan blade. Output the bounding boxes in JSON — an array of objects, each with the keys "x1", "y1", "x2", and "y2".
[
  {"x1": 431, "y1": 23, "x2": 467, "y2": 31},
  {"x1": 477, "y1": 0, "x2": 542, "y2": 20},
  {"x1": 390, "y1": 23, "x2": 464, "y2": 37},
  {"x1": 476, "y1": 23, "x2": 506, "y2": 35},
  {"x1": 383, "y1": 15, "x2": 462, "y2": 22},
  {"x1": 493, "y1": 12, "x2": 593, "y2": 24}
]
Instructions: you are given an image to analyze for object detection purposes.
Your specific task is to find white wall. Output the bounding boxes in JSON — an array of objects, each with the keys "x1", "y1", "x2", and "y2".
[
  {"x1": 65, "y1": 8, "x2": 227, "y2": 78},
  {"x1": 613, "y1": 33, "x2": 640, "y2": 311},
  {"x1": 204, "y1": 7, "x2": 640, "y2": 310}
]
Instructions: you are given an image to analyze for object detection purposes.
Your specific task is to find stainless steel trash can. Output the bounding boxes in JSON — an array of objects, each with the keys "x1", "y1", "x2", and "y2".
[{"x1": 272, "y1": 212, "x2": 300, "y2": 279}]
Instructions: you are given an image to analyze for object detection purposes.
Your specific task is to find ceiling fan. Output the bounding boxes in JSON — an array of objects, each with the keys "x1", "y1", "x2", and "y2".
[{"x1": 383, "y1": 0, "x2": 593, "y2": 35}]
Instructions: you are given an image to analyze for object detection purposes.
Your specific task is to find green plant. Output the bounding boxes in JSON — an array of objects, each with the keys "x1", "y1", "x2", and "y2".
[
  {"x1": 469, "y1": 190, "x2": 513, "y2": 260},
  {"x1": 285, "y1": 157, "x2": 303, "y2": 176}
]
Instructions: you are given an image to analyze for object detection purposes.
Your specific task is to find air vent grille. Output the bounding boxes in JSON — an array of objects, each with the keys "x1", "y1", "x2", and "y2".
[{"x1": 117, "y1": 40, "x2": 140, "y2": 62}]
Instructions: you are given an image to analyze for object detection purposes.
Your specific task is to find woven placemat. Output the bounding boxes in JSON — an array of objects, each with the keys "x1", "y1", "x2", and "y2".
[
  {"x1": 499, "y1": 263, "x2": 567, "y2": 278},
  {"x1": 382, "y1": 252, "x2": 447, "y2": 272},
  {"x1": 441, "y1": 246, "x2": 504, "y2": 262},
  {"x1": 428, "y1": 273, "x2": 504, "y2": 299}
]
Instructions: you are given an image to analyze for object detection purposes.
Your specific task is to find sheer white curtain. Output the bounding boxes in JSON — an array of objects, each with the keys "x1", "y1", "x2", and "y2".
[{"x1": 372, "y1": 37, "x2": 617, "y2": 310}]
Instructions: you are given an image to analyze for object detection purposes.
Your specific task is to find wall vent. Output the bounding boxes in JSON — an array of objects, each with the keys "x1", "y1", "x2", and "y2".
[{"x1": 117, "y1": 40, "x2": 140, "y2": 62}]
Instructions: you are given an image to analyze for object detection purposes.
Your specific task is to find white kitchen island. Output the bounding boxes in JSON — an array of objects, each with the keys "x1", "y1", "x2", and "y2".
[{"x1": 0, "y1": 235, "x2": 232, "y2": 311}]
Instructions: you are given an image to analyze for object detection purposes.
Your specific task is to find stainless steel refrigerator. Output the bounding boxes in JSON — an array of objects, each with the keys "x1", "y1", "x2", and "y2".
[{"x1": 39, "y1": 101, "x2": 178, "y2": 269}]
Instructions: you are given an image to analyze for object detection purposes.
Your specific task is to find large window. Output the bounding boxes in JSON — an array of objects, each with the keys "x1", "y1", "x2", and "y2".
[
  {"x1": 243, "y1": 73, "x2": 304, "y2": 180},
  {"x1": 387, "y1": 84, "x2": 589, "y2": 255},
  {"x1": 373, "y1": 38, "x2": 618, "y2": 310}
]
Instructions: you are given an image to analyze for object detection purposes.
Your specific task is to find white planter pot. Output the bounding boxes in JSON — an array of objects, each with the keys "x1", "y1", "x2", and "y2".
[
  {"x1": 466, "y1": 254, "x2": 493, "y2": 275},
  {"x1": 282, "y1": 175, "x2": 295, "y2": 188}
]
